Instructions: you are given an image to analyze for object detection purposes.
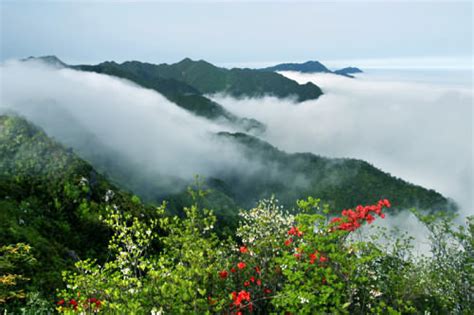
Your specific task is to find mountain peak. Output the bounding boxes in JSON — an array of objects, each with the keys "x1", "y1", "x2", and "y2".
[{"x1": 23, "y1": 55, "x2": 67, "y2": 68}]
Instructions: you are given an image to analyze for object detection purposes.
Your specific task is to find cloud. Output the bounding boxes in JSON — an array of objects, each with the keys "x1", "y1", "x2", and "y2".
[
  {"x1": 210, "y1": 71, "x2": 473, "y2": 219},
  {"x1": 0, "y1": 60, "x2": 258, "y2": 196}
]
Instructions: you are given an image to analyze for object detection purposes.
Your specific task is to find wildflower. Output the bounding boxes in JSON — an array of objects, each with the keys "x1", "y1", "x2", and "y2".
[
  {"x1": 244, "y1": 281, "x2": 250, "y2": 287},
  {"x1": 264, "y1": 288, "x2": 272, "y2": 294},
  {"x1": 257, "y1": 279, "x2": 262, "y2": 286},
  {"x1": 239, "y1": 246, "x2": 248, "y2": 254},
  {"x1": 232, "y1": 290, "x2": 251, "y2": 306},
  {"x1": 309, "y1": 253, "x2": 316, "y2": 264},
  {"x1": 69, "y1": 299, "x2": 78, "y2": 310},
  {"x1": 254, "y1": 266, "x2": 261, "y2": 274},
  {"x1": 57, "y1": 299, "x2": 65, "y2": 305},
  {"x1": 237, "y1": 262, "x2": 246, "y2": 270},
  {"x1": 219, "y1": 270, "x2": 228, "y2": 279},
  {"x1": 231, "y1": 267, "x2": 237, "y2": 273},
  {"x1": 284, "y1": 238, "x2": 293, "y2": 246}
]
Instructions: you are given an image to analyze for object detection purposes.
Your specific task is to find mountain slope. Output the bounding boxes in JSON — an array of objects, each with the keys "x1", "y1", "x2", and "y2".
[
  {"x1": 213, "y1": 132, "x2": 455, "y2": 212},
  {"x1": 0, "y1": 114, "x2": 159, "y2": 296}
]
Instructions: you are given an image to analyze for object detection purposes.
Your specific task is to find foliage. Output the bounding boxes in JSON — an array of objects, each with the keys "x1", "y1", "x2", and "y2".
[
  {"x1": 0, "y1": 243, "x2": 36, "y2": 304},
  {"x1": 54, "y1": 191, "x2": 472, "y2": 314}
]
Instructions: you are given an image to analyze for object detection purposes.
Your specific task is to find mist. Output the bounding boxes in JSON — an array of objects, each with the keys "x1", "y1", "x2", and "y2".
[
  {"x1": 0, "y1": 60, "x2": 262, "y2": 196},
  {"x1": 210, "y1": 71, "x2": 473, "y2": 222}
]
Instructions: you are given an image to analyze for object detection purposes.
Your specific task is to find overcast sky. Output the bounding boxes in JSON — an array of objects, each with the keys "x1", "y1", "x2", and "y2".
[{"x1": 1, "y1": 1, "x2": 472, "y2": 67}]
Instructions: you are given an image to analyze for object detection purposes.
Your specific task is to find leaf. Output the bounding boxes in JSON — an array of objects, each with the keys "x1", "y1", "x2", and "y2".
[{"x1": 198, "y1": 288, "x2": 206, "y2": 296}]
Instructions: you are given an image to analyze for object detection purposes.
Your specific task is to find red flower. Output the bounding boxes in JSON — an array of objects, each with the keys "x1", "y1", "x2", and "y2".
[
  {"x1": 250, "y1": 276, "x2": 255, "y2": 283},
  {"x1": 231, "y1": 267, "x2": 237, "y2": 273},
  {"x1": 219, "y1": 270, "x2": 228, "y2": 279},
  {"x1": 57, "y1": 299, "x2": 65, "y2": 306},
  {"x1": 244, "y1": 281, "x2": 250, "y2": 287},
  {"x1": 239, "y1": 246, "x2": 248, "y2": 254},
  {"x1": 264, "y1": 288, "x2": 272, "y2": 294},
  {"x1": 257, "y1": 279, "x2": 262, "y2": 286},
  {"x1": 232, "y1": 290, "x2": 251, "y2": 306},
  {"x1": 237, "y1": 262, "x2": 246, "y2": 270},
  {"x1": 254, "y1": 266, "x2": 261, "y2": 274},
  {"x1": 288, "y1": 226, "x2": 303, "y2": 237},
  {"x1": 69, "y1": 299, "x2": 78, "y2": 310},
  {"x1": 284, "y1": 238, "x2": 293, "y2": 246},
  {"x1": 319, "y1": 255, "x2": 328, "y2": 263},
  {"x1": 309, "y1": 253, "x2": 316, "y2": 264}
]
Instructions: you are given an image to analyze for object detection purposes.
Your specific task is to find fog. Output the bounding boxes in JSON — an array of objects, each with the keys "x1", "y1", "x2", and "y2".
[
  {"x1": 0, "y1": 60, "x2": 260, "y2": 195},
  {"x1": 209, "y1": 71, "x2": 473, "y2": 244},
  {"x1": 1, "y1": 61, "x2": 472, "y2": 229}
]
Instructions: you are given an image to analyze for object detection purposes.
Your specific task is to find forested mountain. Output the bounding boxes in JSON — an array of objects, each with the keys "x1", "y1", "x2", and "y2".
[
  {"x1": 0, "y1": 115, "x2": 159, "y2": 297},
  {"x1": 211, "y1": 132, "x2": 453, "y2": 212}
]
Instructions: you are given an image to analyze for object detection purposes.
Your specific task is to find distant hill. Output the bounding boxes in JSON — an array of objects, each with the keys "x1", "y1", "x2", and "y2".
[
  {"x1": 23, "y1": 56, "x2": 265, "y2": 134},
  {"x1": 67, "y1": 58, "x2": 323, "y2": 130},
  {"x1": 112, "y1": 58, "x2": 323, "y2": 102},
  {"x1": 260, "y1": 60, "x2": 363, "y2": 78},
  {"x1": 260, "y1": 61, "x2": 332, "y2": 73},
  {"x1": 333, "y1": 66, "x2": 363, "y2": 76}
]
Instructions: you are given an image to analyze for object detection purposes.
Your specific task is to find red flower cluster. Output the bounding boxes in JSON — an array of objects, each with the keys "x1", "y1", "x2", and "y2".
[
  {"x1": 239, "y1": 246, "x2": 248, "y2": 254},
  {"x1": 87, "y1": 297, "x2": 101, "y2": 308},
  {"x1": 57, "y1": 298, "x2": 78, "y2": 311},
  {"x1": 308, "y1": 250, "x2": 327, "y2": 264},
  {"x1": 232, "y1": 290, "x2": 251, "y2": 307},
  {"x1": 288, "y1": 226, "x2": 303, "y2": 237},
  {"x1": 237, "y1": 262, "x2": 246, "y2": 270},
  {"x1": 331, "y1": 199, "x2": 391, "y2": 231},
  {"x1": 57, "y1": 297, "x2": 102, "y2": 312},
  {"x1": 285, "y1": 226, "x2": 304, "y2": 247}
]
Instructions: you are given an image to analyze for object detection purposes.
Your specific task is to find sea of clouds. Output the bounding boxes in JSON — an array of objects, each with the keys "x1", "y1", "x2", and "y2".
[{"x1": 1, "y1": 60, "x2": 472, "y2": 252}]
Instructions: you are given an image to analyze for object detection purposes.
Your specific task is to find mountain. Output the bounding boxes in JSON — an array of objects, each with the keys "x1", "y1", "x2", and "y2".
[
  {"x1": 142, "y1": 58, "x2": 323, "y2": 101},
  {"x1": 24, "y1": 56, "x2": 265, "y2": 134},
  {"x1": 211, "y1": 132, "x2": 454, "y2": 212},
  {"x1": 69, "y1": 58, "x2": 324, "y2": 129},
  {"x1": 260, "y1": 60, "x2": 363, "y2": 78},
  {"x1": 334, "y1": 67, "x2": 363, "y2": 76},
  {"x1": 0, "y1": 114, "x2": 160, "y2": 296},
  {"x1": 260, "y1": 61, "x2": 332, "y2": 73},
  {"x1": 22, "y1": 55, "x2": 67, "y2": 68}
]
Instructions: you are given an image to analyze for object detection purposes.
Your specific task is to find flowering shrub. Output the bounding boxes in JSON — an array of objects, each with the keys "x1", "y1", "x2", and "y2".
[{"x1": 54, "y1": 188, "x2": 473, "y2": 314}]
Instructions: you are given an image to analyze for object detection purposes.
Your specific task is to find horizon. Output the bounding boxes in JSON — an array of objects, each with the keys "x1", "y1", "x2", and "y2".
[{"x1": 1, "y1": 1, "x2": 472, "y2": 69}]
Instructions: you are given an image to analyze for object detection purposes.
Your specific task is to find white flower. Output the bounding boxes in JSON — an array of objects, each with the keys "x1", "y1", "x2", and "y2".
[
  {"x1": 370, "y1": 289, "x2": 382, "y2": 297},
  {"x1": 299, "y1": 296, "x2": 309, "y2": 304}
]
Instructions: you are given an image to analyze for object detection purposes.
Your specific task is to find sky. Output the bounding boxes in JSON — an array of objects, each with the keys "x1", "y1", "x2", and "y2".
[{"x1": 1, "y1": 0, "x2": 472, "y2": 67}]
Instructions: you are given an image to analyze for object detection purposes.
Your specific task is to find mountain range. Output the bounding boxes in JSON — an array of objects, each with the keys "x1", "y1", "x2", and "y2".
[{"x1": 259, "y1": 60, "x2": 363, "y2": 77}]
